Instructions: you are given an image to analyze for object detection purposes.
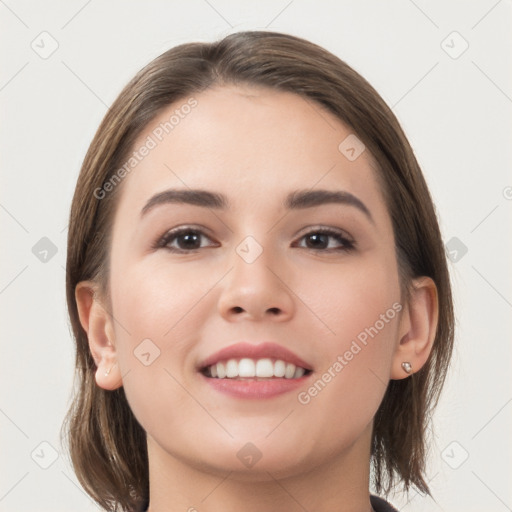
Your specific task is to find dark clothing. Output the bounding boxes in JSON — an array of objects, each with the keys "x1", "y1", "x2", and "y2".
[
  {"x1": 371, "y1": 494, "x2": 400, "y2": 511},
  {"x1": 142, "y1": 495, "x2": 399, "y2": 511}
]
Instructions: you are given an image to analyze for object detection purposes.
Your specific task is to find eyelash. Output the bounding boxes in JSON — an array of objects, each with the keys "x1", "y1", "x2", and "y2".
[{"x1": 153, "y1": 226, "x2": 356, "y2": 254}]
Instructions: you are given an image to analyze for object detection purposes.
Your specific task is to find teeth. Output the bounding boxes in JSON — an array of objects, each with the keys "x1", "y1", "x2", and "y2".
[
  {"x1": 217, "y1": 362, "x2": 226, "y2": 379},
  {"x1": 255, "y1": 358, "x2": 274, "y2": 377},
  {"x1": 284, "y1": 362, "x2": 296, "y2": 379},
  {"x1": 238, "y1": 358, "x2": 255, "y2": 377},
  {"x1": 226, "y1": 359, "x2": 238, "y2": 378},
  {"x1": 206, "y1": 358, "x2": 308, "y2": 379},
  {"x1": 274, "y1": 359, "x2": 286, "y2": 377},
  {"x1": 294, "y1": 367, "x2": 305, "y2": 378}
]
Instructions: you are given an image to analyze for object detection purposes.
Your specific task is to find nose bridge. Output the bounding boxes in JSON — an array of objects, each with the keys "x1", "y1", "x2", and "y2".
[
  {"x1": 217, "y1": 234, "x2": 295, "y2": 321},
  {"x1": 233, "y1": 235, "x2": 276, "y2": 288}
]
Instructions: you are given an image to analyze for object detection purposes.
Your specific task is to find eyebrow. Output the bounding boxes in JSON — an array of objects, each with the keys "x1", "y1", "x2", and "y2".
[{"x1": 140, "y1": 188, "x2": 374, "y2": 224}]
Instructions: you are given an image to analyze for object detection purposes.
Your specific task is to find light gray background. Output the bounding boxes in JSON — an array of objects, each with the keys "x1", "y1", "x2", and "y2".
[{"x1": 1, "y1": 1, "x2": 511, "y2": 511}]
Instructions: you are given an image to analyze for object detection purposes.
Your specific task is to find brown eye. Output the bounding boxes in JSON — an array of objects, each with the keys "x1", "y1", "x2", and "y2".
[
  {"x1": 173, "y1": 231, "x2": 202, "y2": 250},
  {"x1": 156, "y1": 227, "x2": 217, "y2": 253},
  {"x1": 296, "y1": 229, "x2": 355, "y2": 252}
]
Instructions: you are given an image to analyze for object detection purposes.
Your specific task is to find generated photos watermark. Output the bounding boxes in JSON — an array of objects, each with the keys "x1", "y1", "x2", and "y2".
[
  {"x1": 93, "y1": 97, "x2": 198, "y2": 200},
  {"x1": 297, "y1": 302, "x2": 403, "y2": 405}
]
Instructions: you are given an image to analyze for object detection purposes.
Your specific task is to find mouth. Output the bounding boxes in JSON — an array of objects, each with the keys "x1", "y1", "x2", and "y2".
[
  {"x1": 197, "y1": 342, "x2": 313, "y2": 399},
  {"x1": 200, "y1": 358, "x2": 313, "y2": 380}
]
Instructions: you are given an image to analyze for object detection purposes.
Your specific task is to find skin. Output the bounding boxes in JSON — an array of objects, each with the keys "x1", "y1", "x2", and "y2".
[{"x1": 76, "y1": 85, "x2": 438, "y2": 512}]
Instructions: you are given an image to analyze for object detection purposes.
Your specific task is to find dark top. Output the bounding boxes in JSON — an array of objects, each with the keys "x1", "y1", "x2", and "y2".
[
  {"x1": 370, "y1": 494, "x2": 399, "y2": 511},
  {"x1": 142, "y1": 495, "x2": 398, "y2": 511}
]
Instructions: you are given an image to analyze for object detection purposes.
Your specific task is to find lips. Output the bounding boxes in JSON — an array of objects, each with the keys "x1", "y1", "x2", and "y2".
[
  {"x1": 198, "y1": 342, "x2": 313, "y2": 399},
  {"x1": 198, "y1": 341, "x2": 313, "y2": 377}
]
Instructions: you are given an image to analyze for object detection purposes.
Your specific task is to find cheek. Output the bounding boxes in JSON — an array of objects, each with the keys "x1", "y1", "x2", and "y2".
[
  {"x1": 111, "y1": 258, "x2": 216, "y2": 341},
  {"x1": 291, "y1": 255, "x2": 400, "y2": 406},
  {"x1": 292, "y1": 253, "x2": 401, "y2": 344},
  {"x1": 109, "y1": 256, "x2": 232, "y2": 381},
  {"x1": 293, "y1": 276, "x2": 400, "y2": 455},
  {"x1": 109, "y1": 260, "x2": 217, "y2": 433}
]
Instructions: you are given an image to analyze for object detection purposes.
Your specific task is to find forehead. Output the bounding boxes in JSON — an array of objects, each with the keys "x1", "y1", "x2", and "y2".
[{"x1": 114, "y1": 84, "x2": 387, "y2": 221}]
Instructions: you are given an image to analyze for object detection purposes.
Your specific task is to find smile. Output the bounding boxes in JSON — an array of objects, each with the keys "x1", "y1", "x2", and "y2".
[
  {"x1": 202, "y1": 358, "x2": 312, "y2": 379},
  {"x1": 198, "y1": 341, "x2": 313, "y2": 398}
]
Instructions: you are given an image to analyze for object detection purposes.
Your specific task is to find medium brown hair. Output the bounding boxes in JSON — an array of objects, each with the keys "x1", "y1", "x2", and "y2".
[{"x1": 61, "y1": 30, "x2": 454, "y2": 511}]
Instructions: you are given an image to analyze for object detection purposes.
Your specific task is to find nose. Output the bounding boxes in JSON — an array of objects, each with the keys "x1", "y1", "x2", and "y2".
[{"x1": 217, "y1": 245, "x2": 295, "y2": 323}]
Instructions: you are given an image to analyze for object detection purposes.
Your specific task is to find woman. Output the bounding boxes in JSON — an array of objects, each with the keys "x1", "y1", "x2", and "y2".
[{"x1": 62, "y1": 30, "x2": 454, "y2": 512}]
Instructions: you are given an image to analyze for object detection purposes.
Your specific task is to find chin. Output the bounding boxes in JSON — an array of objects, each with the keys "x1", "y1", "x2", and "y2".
[{"x1": 184, "y1": 436, "x2": 315, "y2": 481}]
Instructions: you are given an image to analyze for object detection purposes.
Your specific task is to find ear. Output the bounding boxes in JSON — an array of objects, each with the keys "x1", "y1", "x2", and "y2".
[
  {"x1": 75, "y1": 280, "x2": 123, "y2": 390},
  {"x1": 391, "y1": 276, "x2": 439, "y2": 380}
]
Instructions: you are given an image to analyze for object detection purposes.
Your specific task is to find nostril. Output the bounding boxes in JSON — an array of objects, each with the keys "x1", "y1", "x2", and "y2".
[
  {"x1": 232, "y1": 306, "x2": 244, "y2": 313},
  {"x1": 268, "y1": 307, "x2": 280, "y2": 315}
]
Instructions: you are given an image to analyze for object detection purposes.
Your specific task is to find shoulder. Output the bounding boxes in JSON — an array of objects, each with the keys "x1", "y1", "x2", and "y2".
[{"x1": 370, "y1": 494, "x2": 400, "y2": 512}]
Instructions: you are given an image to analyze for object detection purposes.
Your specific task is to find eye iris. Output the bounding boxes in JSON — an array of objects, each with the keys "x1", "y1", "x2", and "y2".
[
  {"x1": 306, "y1": 233, "x2": 328, "y2": 248},
  {"x1": 178, "y1": 232, "x2": 200, "y2": 249}
]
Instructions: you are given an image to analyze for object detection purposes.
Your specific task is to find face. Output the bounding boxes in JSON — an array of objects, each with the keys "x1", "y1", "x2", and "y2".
[{"x1": 103, "y1": 85, "x2": 404, "y2": 478}]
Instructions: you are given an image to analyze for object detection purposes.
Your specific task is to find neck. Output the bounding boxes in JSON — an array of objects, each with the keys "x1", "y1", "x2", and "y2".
[{"x1": 146, "y1": 422, "x2": 375, "y2": 512}]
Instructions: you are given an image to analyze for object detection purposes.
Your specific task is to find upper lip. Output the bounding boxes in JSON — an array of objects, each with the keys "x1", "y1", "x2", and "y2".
[{"x1": 198, "y1": 342, "x2": 313, "y2": 371}]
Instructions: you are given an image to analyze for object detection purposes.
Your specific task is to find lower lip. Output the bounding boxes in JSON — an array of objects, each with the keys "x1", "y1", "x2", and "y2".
[{"x1": 200, "y1": 373, "x2": 311, "y2": 399}]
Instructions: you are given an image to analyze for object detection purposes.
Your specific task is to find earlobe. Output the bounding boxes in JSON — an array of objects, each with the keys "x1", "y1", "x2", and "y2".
[
  {"x1": 75, "y1": 281, "x2": 123, "y2": 390},
  {"x1": 391, "y1": 277, "x2": 439, "y2": 380}
]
